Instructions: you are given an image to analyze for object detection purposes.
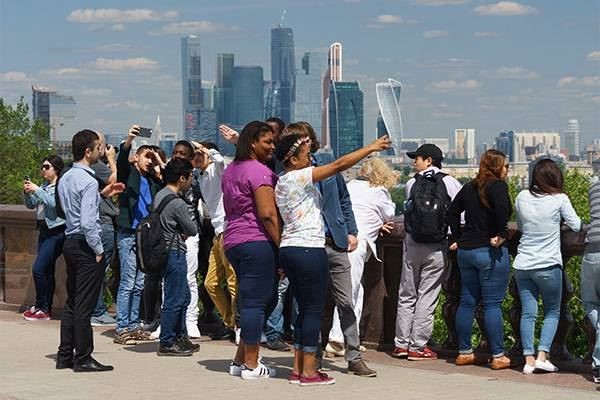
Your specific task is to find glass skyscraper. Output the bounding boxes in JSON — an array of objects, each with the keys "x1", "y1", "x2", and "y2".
[
  {"x1": 215, "y1": 53, "x2": 234, "y2": 125},
  {"x1": 294, "y1": 52, "x2": 324, "y2": 136},
  {"x1": 32, "y1": 85, "x2": 76, "y2": 142},
  {"x1": 232, "y1": 66, "x2": 264, "y2": 125},
  {"x1": 270, "y1": 26, "x2": 295, "y2": 123},
  {"x1": 565, "y1": 119, "x2": 580, "y2": 160},
  {"x1": 181, "y1": 35, "x2": 203, "y2": 141},
  {"x1": 328, "y1": 81, "x2": 363, "y2": 158},
  {"x1": 375, "y1": 78, "x2": 403, "y2": 156}
]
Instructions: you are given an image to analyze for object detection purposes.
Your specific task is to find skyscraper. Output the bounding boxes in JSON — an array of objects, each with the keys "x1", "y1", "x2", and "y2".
[
  {"x1": 565, "y1": 119, "x2": 580, "y2": 160},
  {"x1": 270, "y1": 26, "x2": 295, "y2": 122},
  {"x1": 321, "y1": 42, "x2": 343, "y2": 148},
  {"x1": 32, "y1": 85, "x2": 76, "y2": 142},
  {"x1": 328, "y1": 81, "x2": 363, "y2": 158},
  {"x1": 232, "y1": 66, "x2": 264, "y2": 125},
  {"x1": 294, "y1": 52, "x2": 324, "y2": 136},
  {"x1": 495, "y1": 130, "x2": 515, "y2": 161},
  {"x1": 181, "y1": 35, "x2": 202, "y2": 141},
  {"x1": 454, "y1": 129, "x2": 475, "y2": 161},
  {"x1": 376, "y1": 78, "x2": 403, "y2": 155},
  {"x1": 215, "y1": 53, "x2": 234, "y2": 125}
]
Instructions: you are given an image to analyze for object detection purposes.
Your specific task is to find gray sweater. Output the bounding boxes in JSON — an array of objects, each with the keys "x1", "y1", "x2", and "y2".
[
  {"x1": 586, "y1": 180, "x2": 600, "y2": 253},
  {"x1": 153, "y1": 187, "x2": 198, "y2": 254}
]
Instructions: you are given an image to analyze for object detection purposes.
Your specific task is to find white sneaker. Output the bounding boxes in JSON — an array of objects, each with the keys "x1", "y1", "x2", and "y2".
[
  {"x1": 535, "y1": 359, "x2": 558, "y2": 372},
  {"x1": 235, "y1": 327, "x2": 241, "y2": 345},
  {"x1": 522, "y1": 363, "x2": 535, "y2": 374},
  {"x1": 150, "y1": 326, "x2": 161, "y2": 340},
  {"x1": 260, "y1": 332, "x2": 267, "y2": 343},
  {"x1": 229, "y1": 361, "x2": 242, "y2": 377},
  {"x1": 241, "y1": 362, "x2": 276, "y2": 380},
  {"x1": 187, "y1": 324, "x2": 201, "y2": 339}
]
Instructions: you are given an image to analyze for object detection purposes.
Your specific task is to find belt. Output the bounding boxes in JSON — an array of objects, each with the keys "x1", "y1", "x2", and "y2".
[
  {"x1": 66, "y1": 233, "x2": 86, "y2": 240},
  {"x1": 324, "y1": 236, "x2": 346, "y2": 252}
]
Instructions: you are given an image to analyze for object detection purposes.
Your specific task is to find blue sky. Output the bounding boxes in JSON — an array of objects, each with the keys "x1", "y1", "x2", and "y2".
[{"x1": 0, "y1": 0, "x2": 598, "y2": 147}]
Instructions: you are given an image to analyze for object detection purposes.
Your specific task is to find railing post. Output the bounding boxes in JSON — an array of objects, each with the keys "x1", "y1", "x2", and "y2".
[
  {"x1": 550, "y1": 260, "x2": 575, "y2": 361},
  {"x1": 508, "y1": 276, "x2": 523, "y2": 356},
  {"x1": 442, "y1": 249, "x2": 460, "y2": 349}
]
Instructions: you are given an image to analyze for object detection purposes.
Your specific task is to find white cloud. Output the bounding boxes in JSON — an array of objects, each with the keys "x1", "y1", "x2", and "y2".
[
  {"x1": 92, "y1": 57, "x2": 159, "y2": 71},
  {"x1": 413, "y1": 0, "x2": 469, "y2": 5},
  {"x1": 423, "y1": 30, "x2": 448, "y2": 38},
  {"x1": 67, "y1": 8, "x2": 178, "y2": 24},
  {"x1": 81, "y1": 88, "x2": 112, "y2": 96},
  {"x1": 557, "y1": 75, "x2": 600, "y2": 88},
  {"x1": 473, "y1": 2, "x2": 538, "y2": 16},
  {"x1": 124, "y1": 101, "x2": 142, "y2": 110},
  {"x1": 474, "y1": 31, "x2": 500, "y2": 38},
  {"x1": 41, "y1": 67, "x2": 82, "y2": 76},
  {"x1": 374, "y1": 14, "x2": 403, "y2": 24},
  {"x1": 91, "y1": 43, "x2": 134, "y2": 52},
  {"x1": 557, "y1": 76, "x2": 577, "y2": 87},
  {"x1": 586, "y1": 51, "x2": 600, "y2": 60},
  {"x1": 485, "y1": 66, "x2": 539, "y2": 79},
  {"x1": 153, "y1": 21, "x2": 240, "y2": 35},
  {"x1": 111, "y1": 24, "x2": 126, "y2": 31},
  {"x1": 429, "y1": 79, "x2": 481, "y2": 91},
  {"x1": 0, "y1": 71, "x2": 29, "y2": 82}
]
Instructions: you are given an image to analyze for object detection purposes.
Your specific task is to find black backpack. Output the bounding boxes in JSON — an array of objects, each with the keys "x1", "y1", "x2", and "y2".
[
  {"x1": 404, "y1": 171, "x2": 450, "y2": 243},
  {"x1": 135, "y1": 193, "x2": 179, "y2": 273}
]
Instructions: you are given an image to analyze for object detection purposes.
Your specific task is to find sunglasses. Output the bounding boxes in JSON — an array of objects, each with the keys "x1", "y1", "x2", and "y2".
[{"x1": 41, "y1": 164, "x2": 53, "y2": 171}]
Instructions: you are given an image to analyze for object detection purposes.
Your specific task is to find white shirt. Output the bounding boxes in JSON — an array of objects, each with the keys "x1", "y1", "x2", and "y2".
[
  {"x1": 275, "y1": 167, "x2": 325, "y2": 248},
  {"x1": 347, "y1": 179, "x2": 396, "y2": 260},
  {"x1": 198, "y1": 149, "x2": 226, "y2": 235}
]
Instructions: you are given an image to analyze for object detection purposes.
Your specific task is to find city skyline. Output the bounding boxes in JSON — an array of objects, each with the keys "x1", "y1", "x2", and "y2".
[{"x1": 0, "y1": 1, "x2": 598, "y2": 146}]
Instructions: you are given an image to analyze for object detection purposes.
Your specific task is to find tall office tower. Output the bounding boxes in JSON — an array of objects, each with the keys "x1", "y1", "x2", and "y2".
[
  {"x1": 565, "y1": 119, "x2": 580, "y2": 160},
  {"x1": 328, "y1": 81, "x2": 363, "y2": 158},
  {"x1": 513, "y1": 131, "x2": 561, "y2": 162},
  {"x1": 495, "y1": 130, "x2": 515, "y2": 161},
  {"x1": 270, "y1": 26, "x2": 295, "y2": 122},
  {"x1": 181, "y1": 35, "x2": 202, "y2": 141},
  {"x1": 294, "y1": 52, "x2": 324, "y2": 137},
  {"x1": 476, "y1": 142, "x2": 490, "y2": 162},
  {"x1": 376, "y1": 78, "x2": 403, "y2": 156},
  {"x1": 454, "y1": 129, "x2": 475, "y2": 161},
  {"x1": 321, "y1": 42, "x2": 343, "y2": 148},
  {"x1": 232, "y1": 66, "x2": 264, "y2": 125},
  {"x1": 32, "y1": 85, "x2": 77, "y2": 142},
  {"x1": 215, "y1": 53, "x2": 234, "y2": 125}
]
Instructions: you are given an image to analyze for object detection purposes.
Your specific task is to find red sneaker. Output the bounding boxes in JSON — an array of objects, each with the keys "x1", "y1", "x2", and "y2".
[
  {"x1": 22, "y1": 306, "x2": 36, "y2": 320},
  {"x1": 408, "y1": 346, "x2": 437, "y2": 361},
  {"x1": 391, "y1": 346, "x2": 408, "y2": 358},
  {"x1": 299, "y1": 371, "x2": 336, "y2": 386},
  {"x1": 23, "y1": 309, "x2": 50, "y2": 321},
  {"x1": 288, "y1": 371, "x2": 301, "y2": 384}
]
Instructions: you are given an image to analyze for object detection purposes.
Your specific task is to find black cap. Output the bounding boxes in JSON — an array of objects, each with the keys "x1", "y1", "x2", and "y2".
[{"x1": 407, "y1": 143, "x2": 444, "y2": 162}]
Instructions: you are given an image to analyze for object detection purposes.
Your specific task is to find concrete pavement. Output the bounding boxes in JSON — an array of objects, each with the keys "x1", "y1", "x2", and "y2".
[{"x1": 0, "y1": 308, "x2": 598, "y2": 400}]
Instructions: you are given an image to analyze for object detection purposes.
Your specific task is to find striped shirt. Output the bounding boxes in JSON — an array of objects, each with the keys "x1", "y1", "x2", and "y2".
[{"x1": 586, "y1": 179, "x2": 600, "y2": 253}]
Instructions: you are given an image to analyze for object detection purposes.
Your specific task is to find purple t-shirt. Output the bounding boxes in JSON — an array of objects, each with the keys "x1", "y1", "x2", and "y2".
[{"x1": 222, "y1": 159, "x2": 278, "y2": 250}]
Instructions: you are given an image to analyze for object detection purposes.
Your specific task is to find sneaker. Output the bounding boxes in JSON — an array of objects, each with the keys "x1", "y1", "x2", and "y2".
[
  {"x1": 178, "y1": 336, "x2": 200, "y2": 352},
  {"x1": 325, "y1": 341, "x2": 345, "y2": 357},
  {"x1": 522, "y1": 363, "x2": 535, "y2": 374},
  {"x1": 359, "y1": 345, "x2": 367, "y2": 352},
  {"x1": 408, "y1": 346, "x2": 437, "y2": 361},
  {"x1": 187, "y1": 323, "x2": 201, "y2": 339},
  {"x1": 266, "y1": 337, "x2": 290, "y2": 352},
  {"x1": 260, "y1": 332, "x2": 268, "y2": 344},
  {"x1": 490, "y1": 355, "x2": 511, "y2": 370},
  {"x1": 593, "y1": 366, "x2": 600, "y2": 383},
  {"x1": 23, "y1": 309, "x2": 50, "y2": 321},
  {"x1": 150, "y1": 326, "x2": 161, "y2": 340},
  {"x1": 299, "y1": 371, "x2": 335, "y2": 386},
  {"x1": 141, "y1": 320, "x2": 160, "y2": 332},
  {"x1": 348, "y1": 359, "x2": 377, "y2": 377},
  {"x1": 234, "y1": 327, "x2": 241, "y2": 345},
  {"x1": 22, "y1": 306, "x2": 36, "y2": 320},
  {"x1": 229, "y1": 361, "x2": 243, "y2": 377},
  {"x1": 288, "y1": 371, "x2": 301, "y2": 384},
  {"x1": 157, "y1": 342, "x2": 193, "y2": 357},
  {"x1": 240, "y1": 362, "x2": 276, "y2": 380},
  {"x1": 210, "y1": 325, "x2": 234, "y2": 341},
  {"x1": 91, "y1": 313, "x2": 117, "y2": 327},
  {"x1": 534, "y1": 359, "x2": 558, "y2": 372},
  {"x1": 391, "y1": 347, "x2": 408, "y2": 358}
]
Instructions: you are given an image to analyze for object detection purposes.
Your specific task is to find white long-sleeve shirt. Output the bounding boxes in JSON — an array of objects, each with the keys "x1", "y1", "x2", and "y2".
[
  {"x1": 347, "y1": 179, "x2": 396, "y2": 260},
  {"x1": 198, "y1": 149, "x2": 226, "y2": 235}
]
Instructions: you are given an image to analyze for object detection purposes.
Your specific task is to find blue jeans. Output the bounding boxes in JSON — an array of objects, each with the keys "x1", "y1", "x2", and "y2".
[
  {"x1": 159, "y1": 250, "x2": 190, "y2": 347},
  {"x1": 92, "y1": 223, "x2": 115, "y2": 317},
  {"x1": 514, "y1": 265, "x2": 562, "y2": 356},
  {"x1": 456, "y1": 246, "x2": 510, "y2": 357},
  {"x1": 581, "y1": 251, "x2": 600, "y2": 367},
  {"x1": 280, "y1": 247, "x2": 328, "y2": 353},
  {"x1": 264, "y1": 277, "x2": 289, "y2": 342},
  {"x1": 225, "y1": 241, "x2": 278, "y2": 345},
  {"x1": 116, "y1": 232, "x2": 145, "y2": 332},
  {"x1": 32, "y1": 227, "x2": 65, "y2": 312}
]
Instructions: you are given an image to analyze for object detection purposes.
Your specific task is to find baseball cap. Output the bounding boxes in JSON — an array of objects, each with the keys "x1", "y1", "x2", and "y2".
[{"x1": 406, "y1": 143, "x2": 444, "y2": 162}]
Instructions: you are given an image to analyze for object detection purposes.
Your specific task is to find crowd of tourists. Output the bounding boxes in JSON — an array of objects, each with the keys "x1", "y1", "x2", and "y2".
[{"x1": 22, "y1": 118, "x2": 600, "y2": 385}]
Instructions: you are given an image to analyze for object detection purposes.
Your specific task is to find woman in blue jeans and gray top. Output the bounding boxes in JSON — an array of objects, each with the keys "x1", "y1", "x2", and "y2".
[
  {"x1": 514, "y1": 159, "x2": 581, "y2": 374},
  {"x1": 447, "y1": 149, "x2": 512, "y2": 370}
]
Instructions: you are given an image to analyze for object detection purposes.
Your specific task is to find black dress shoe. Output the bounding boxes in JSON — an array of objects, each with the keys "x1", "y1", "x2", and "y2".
[
  {"x1": 157, "y1": 342, "x2": 193, "y2": 356},
  {"x1": 73, "y1": 358, "x2": 114, "y2": 372},
  {"x1": 178, "y1": 335, "x2": 200, "y2": 352},
  {"x1": 56, "y1": 360, "x2": 74, "y2": 370}
]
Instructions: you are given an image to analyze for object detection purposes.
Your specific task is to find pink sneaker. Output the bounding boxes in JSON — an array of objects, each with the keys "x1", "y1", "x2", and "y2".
[
  {"x1": 288, "y1": 371, "x2": 301, "y2": 384},
  {"x1": 299, "y1": 371, "x2": 335, "y2": 386},
  {"x1": 23, "y1": 309, "x2": 50, "y2": 321}
]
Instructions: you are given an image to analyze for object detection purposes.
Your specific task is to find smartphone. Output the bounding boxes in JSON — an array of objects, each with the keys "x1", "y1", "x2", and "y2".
[
  {"x1": 24, "y1": 175, "x2": 30, "y2": 182},
  {"x1": 137, "y1": 127, "x2": 153, "y2": 138}
]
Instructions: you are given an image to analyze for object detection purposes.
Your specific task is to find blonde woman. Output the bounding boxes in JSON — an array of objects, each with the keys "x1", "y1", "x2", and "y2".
[{"x1": 327, "y1": 157, "x2": 398, "y2": 355}]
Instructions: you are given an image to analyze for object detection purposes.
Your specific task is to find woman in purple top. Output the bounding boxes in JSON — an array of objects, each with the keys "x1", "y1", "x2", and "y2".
[{"x1": 222, "y1": 121, "x2": 281, "y2": 380}]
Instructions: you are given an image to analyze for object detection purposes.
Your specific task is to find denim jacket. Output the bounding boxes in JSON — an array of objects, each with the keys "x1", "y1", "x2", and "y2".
[{"x1": 24, "y1": 181, "x2": 65, "y2": 229}]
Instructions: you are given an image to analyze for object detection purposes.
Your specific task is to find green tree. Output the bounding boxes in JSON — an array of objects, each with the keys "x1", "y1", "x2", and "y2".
[{"x1": 0, "y1": 98, "x2": 51, "y2": 204}]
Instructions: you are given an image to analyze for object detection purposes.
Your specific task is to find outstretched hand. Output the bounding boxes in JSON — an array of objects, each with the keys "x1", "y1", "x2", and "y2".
[
  {"x1": 219, "y1": 124, "x2": 239, "y2": 145},
  {"x1": 369, "y1": 135, "x2": 392, "y2": 153},
  {"x1": 101, "y1": 182, "x2": 125, "y2": 198}
]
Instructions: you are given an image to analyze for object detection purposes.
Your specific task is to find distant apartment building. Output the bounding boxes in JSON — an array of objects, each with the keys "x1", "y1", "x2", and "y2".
[
  {"x1": 564, "y1": 119, "x2": 580, "y2": 161},
  {"x1": 400, "y1": 137, "x2": 449, "y2": 155},
  {"x1": 454, "y1": 128, "x2": 475, "y2": 162},
  {"x1": 32, "y1": 85, "x2": 77, "y2": 142},
  {"x1": 513, "y1": 130, "x2": 561, "y2": 162}
]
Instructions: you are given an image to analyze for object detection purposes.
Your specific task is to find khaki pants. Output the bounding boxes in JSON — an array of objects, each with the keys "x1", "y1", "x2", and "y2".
[{"x1": 204, "y1": 233, "x2": 237, "y2": 329}]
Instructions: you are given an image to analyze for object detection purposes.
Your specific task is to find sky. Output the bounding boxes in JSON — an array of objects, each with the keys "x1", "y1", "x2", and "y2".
[{"x1": 0, "y1": 0, "x2": 599, "y2": 147}]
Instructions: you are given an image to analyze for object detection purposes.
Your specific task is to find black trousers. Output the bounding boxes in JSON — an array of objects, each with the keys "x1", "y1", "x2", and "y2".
[{"x1": 57, "y1": 237, "x2": 105, "y2": 365}]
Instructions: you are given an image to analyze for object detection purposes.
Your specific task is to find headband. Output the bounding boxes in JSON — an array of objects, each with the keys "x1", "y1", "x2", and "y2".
[{"x1": 283, "y1": 137, "x2": 311, "y2": 162}]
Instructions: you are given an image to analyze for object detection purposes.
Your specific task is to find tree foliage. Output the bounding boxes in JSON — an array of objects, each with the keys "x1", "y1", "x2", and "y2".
[{"x1": 0, "y1": 98, "x2": 51, "y2": 204}]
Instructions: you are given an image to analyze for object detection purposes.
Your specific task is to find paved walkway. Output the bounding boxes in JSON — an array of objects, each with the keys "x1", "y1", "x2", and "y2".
[{"x1": 0, "y1": 308, "x2": 598, "y2": 400}]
